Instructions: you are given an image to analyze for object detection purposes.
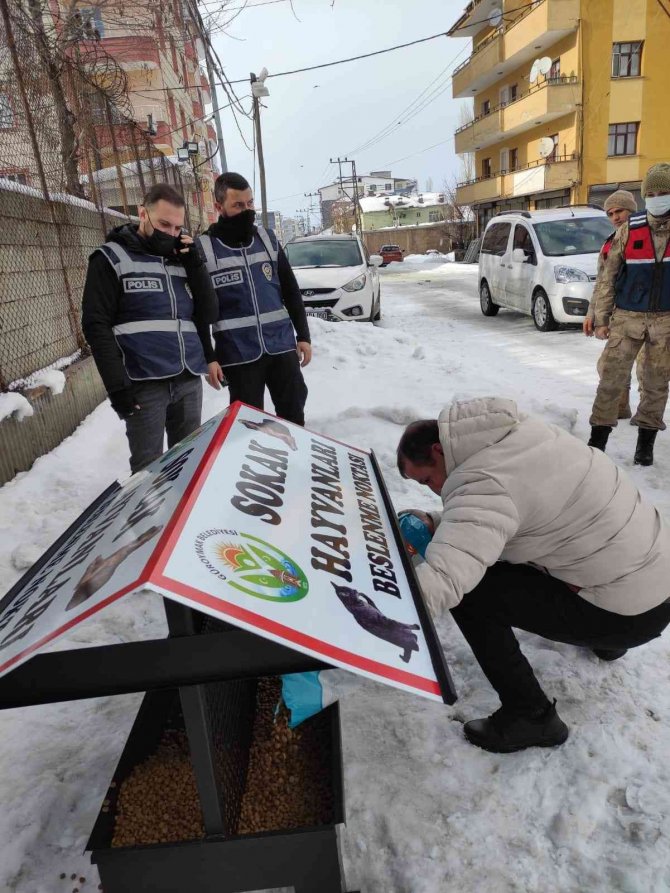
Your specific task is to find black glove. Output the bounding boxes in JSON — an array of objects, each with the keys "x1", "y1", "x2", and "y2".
[
  {"x1": 109, "y1": 388, "x2": 139, "y2": 419},
  {"x1": 176, "y1": 236, "x2": 206, "y2": 270}
]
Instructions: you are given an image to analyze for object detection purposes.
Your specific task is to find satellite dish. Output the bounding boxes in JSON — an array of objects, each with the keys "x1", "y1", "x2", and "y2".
[
  {"x1": 538, "y1": 137, "x2": 555, "y2": 158},
  {"x1": 530, "y1": 56, "x2": 553, "y2": 83},
  {"x1": 488, "y1": 7, "x2": 503, "y2": 27}
]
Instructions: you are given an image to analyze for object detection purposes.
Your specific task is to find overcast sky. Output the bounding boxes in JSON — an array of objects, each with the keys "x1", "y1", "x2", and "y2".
[{"x1": 209, "y1": 0, "x2": 472, "y2": 222}]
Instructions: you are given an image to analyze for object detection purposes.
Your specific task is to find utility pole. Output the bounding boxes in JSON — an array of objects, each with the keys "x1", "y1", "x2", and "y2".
[
  {"x1": 329, "y1": 157, "x2": 360, "y2": 233},
  {"x1": 296, "y1": 207, "x2": 310, "y2": 234},
  {"x1": 186, "y1": 0, "x2": 228, "y2": 173},
  {"x1": 304, "y1": 191, "x2": 320, "y2": 234},
  {"x1": 251, "y1": 71, "x2": 269, "y2": 228}
]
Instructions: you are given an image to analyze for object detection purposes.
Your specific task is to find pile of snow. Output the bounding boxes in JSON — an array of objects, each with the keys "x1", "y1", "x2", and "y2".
[
  {"x1": 0, "y1": 392, "x2": 33, "y2": 422},
  {"x1": 9, "y1": 351, "x2": 81, "y2": 393},
  {"x1": 402, "y1": 252, "x2": 452, "y2": 264},
  {"x1": 28, "y1": 369, "x2": 66, "y2": 395},
  {"x1": 1, "y1": 262, "x2": 670, "y2": 891}
]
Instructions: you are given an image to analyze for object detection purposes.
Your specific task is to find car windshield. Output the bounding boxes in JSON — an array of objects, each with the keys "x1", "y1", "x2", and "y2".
[
  {"x1": 533, "y1": 217, "x2": 613, "y2": 257},
  {"x1": 285, "y1": 240, "x2": 362, "y2": 267}
]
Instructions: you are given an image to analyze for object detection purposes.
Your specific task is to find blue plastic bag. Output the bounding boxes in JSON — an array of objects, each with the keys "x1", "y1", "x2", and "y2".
[{"x1": 398, "y1": 511, "x2": 433, "y2": 558}]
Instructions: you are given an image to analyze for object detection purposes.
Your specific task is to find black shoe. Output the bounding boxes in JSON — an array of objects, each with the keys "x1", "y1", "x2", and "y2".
[
  {"x1": 593, "y1": 647, "x2": 628, "y2": 661},
  {"x1": 588, "y1": 425, "x2": 612, "y2": 452},
  {"x1": 634, "y1": 428, "x2": 657, "y2": 466},
  {"x1": 463, "y1": 700, "x2": 569, "y2": 753}
]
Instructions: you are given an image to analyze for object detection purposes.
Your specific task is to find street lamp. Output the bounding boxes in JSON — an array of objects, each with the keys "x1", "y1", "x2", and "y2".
[{"x1": 250, "y1": 68, "x2": 269, "y2": 228}]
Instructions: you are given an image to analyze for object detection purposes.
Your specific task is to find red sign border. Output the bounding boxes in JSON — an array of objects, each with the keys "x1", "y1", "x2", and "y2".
[{"x1": 146, "y1": 402, "x2": 442, "y2": 698}]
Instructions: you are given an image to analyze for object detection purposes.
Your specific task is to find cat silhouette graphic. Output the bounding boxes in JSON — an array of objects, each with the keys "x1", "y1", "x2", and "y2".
[{"x1": 332, "y1": 582, "x2": 420, "y2": 663}]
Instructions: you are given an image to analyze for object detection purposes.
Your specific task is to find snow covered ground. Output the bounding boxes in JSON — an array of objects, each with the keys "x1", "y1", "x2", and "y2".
[{"x1": 2, "y1": 261, "x2": 670, "y2": 892}]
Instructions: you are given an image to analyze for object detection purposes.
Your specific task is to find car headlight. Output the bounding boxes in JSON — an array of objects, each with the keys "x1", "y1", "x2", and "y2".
[
  {"x1": 342, "y1": 273, "x2": 367, "y2": 292},
  {"x1": 554, "y1": 265, "x2": 589, "y2": 283}
]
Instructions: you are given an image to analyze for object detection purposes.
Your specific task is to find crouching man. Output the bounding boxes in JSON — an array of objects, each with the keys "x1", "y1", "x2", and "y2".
[{"x1": 397, "y1": 397, "x2": 670, "y2": 753}]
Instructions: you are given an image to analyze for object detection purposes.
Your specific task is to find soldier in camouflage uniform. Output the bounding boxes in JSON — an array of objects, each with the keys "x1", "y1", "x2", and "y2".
[
  {"x1": 583, "y1": 189, "x2": 638, "y2": 418},
  {"x1": 588, "y1": 163, "x2": 670, "y2": 466}
]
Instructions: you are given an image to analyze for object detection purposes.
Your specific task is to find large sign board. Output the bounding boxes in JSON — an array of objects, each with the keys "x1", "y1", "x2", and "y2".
[{"x1": 0, "y1": 404, "x2": 455, "y2": 703}]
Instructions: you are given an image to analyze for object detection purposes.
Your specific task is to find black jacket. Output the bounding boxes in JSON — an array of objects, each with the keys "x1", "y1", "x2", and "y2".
[
  {"x1": 205, "y1": 218, "x2": 311, "y2": 345},
  {"x1": 82, "y1": 224, "x2": 218, "y2": 395}
]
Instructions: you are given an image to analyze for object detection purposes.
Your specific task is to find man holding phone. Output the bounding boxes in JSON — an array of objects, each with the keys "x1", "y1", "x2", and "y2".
[{"x1": 82, "y1": 183, "x2": 218, "y2": 473}]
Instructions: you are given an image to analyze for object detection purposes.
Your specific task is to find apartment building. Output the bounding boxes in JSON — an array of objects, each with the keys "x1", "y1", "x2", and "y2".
[
  {"x1": 318, "y1": 171, "x2": 416, "y2": 227},
  {"x1": 449, "y1": 0, "x2": 670, "y2": 228},
  {"x1": 74, "y1": 0, "x2": 217, "y2": 225}
]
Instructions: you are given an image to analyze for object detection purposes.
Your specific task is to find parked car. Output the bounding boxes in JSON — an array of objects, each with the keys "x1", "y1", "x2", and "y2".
[
  {"x1": 379, "y1": 244, "x2": 404, "y2": 266},
  {"x1": 285, "y1": 234, "x2": 383, "y2": 322},
  {"x1": 478, "y1": 207, "x2": 613, "y2": 331}
]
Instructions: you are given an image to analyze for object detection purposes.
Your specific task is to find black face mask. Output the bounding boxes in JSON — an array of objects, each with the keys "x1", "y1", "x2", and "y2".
[
  {"x1": 218, "y1": 209, "x2": 256, "y2": 243},
  {"x1": 143, "y1": 215, "x2": 180, "y2": 257}
]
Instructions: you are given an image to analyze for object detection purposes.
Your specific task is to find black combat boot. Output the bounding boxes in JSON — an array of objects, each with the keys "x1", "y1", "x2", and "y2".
[
  {"x1": 463, "y1": 700, "x2": 569, "y2": 753},
  {"x1": 588, "y1": 425, "x2": 612, "y2": 452},
  {"x1": 593, "y1": 648, "x2": 628, "y2": 661},
  {"x1": 634, "y1": 428, "x2": 657, "y2": 466}
]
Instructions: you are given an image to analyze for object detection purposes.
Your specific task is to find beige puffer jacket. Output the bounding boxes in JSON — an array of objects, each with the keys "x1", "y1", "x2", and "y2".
[{"x1": 415, "y1": 397, "x2": 670, "y2": 617}]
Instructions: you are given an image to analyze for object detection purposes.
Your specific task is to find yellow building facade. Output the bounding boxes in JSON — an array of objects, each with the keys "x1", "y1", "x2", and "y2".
[{"x1": 449, "y1": 0, "x2": 670, "y2": 228}]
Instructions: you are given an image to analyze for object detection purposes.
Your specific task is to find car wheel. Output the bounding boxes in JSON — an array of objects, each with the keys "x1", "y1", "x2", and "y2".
[
  {"x1": 479, "y1": 280, "x2": 500, "y2": 317},
  {"x1": 532, "y1": 289, "x2": 558, "y2": 331}
]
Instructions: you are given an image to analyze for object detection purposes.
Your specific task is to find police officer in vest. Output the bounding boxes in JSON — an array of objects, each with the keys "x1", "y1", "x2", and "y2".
[
  {"x1": 589, "y1": 163, "x2": 670, "y2": 465},
  {"x1": 82, "y1": 183, "x2": 218, "y2": 474},
  {"x1": 199, "y1": 172, "x2": 311, "y2": 425},
  {"x1": 583, "y1": 189, "x2": 638, "y2": 419}
]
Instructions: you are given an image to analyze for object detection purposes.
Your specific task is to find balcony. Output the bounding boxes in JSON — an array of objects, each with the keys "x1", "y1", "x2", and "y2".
[
  {"x1": 456, "y1": 155, "x2": 578, "y2": 205},
  {"x1": 455, "y1": 175, "x2": 503, "y2": 206},
  {"x1": 452, "y1": 0, "x2": 580, "y2": 98},
  {"x1": 455, "y1": 76, "x2": 578, "y2": 153}
]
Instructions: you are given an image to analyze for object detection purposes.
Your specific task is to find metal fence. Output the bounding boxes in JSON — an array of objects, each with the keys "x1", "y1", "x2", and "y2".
[{"x1": 0, "y1": 0, "x2": 199, "y2": 390}]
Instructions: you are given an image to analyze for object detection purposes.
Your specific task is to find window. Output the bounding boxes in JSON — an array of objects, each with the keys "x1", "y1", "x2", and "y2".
[
  {"x1": 534, "y1": 217, "x2": 616, "y2": 256},
  {"x1": 77, "y1": 7, "x2": 104, "y2": 38},
  {"x1": 548, "y1": 58, "x2": 560, "y2": 80},
  {"x1": 482, "y1": 157, "x2": 492, "y2": 178},
  {"x1": 612, "y1": 42, "x2": 642, "y2": 78},
  {"x1": 608, "y1": 122, "x2": 638, "y2": 156},
  {"x1": 285, "y1": 240, "x2": 363, "y2": 268},
  {"x1": 368, "y1": 184, "x2": 377, "y2": 194},
  {"x1": 509, "y1": 83, "x2": 518, "y2": 102},
  {"x1": 481, "y1": 222, "x2": 511, "y2": 256},
  {"x1": 509, "y1": 148, "x2": 519, "y2": 171},
  {"x1": 428, "y1": 210, "x2": 441, "y2": 222},
  {"x1": 385, "y1": 182, "x2": 392, "y2": 190},
  {"x1": 547, "y1": 133, "x2": 559, "y2": 162},
  {"x1": 0, "y1": 94, "x2": 13, "y2": 128},
  {"x1": 513, "y1": 225, "x2": 536, "y2": 262},
  {"x1": 0, "y1": 171, "x2": 27, "y2": 185},
  {"x1": 481, "y1": 99, "x2": 491, "y2": 116}
]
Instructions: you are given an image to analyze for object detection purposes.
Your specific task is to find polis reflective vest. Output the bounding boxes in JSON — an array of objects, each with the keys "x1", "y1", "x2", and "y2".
[
  {"x1": 614, "y1": 212, "x2": 670, "y2": 312},
  {"x1": 198, "y1": 226, "x2": 296, "y2": 366},
  {"x1": 96, "y1": 241, "x2": 208, "y2": 380}
]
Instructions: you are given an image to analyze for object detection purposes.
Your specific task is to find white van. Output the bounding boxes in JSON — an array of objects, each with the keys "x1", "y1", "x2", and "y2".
[{"x1": 478, "y1": 207, "x2": 613, "y2": 331}]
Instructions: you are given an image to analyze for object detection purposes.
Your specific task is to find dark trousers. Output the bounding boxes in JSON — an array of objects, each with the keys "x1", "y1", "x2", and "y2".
[
  {"x1": 451, "y1": 563, "x2": 670, "y2": 712},
  {"x1": 223, "y1": 350, "x2": 308, "y2": 426},
  {"x1": 125, "y1": 371, "x2": 202, "y2": 474}
]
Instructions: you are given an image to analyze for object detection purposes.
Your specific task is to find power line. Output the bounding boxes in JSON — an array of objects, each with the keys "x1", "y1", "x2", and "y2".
[
  {"x1": 344, "y1": 43, "x2": 470, "y2": 158},
  {"x1": 656, "y1": 0, "x2": 670, "y2": 19},
  {"x1": 379, "y1": 137, "x2": 454, "y2": 168},
  {"x1": 198, "y1": 0, "x2": 290, "y2": 9},
  {"x1": 223, "y1": 29, "x2": 451, "y2": 83}
]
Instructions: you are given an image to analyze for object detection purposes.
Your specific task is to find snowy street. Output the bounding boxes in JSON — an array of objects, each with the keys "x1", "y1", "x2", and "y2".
[{"x1": 1, "y1": 259, "x2": 670, "y2": 892}]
